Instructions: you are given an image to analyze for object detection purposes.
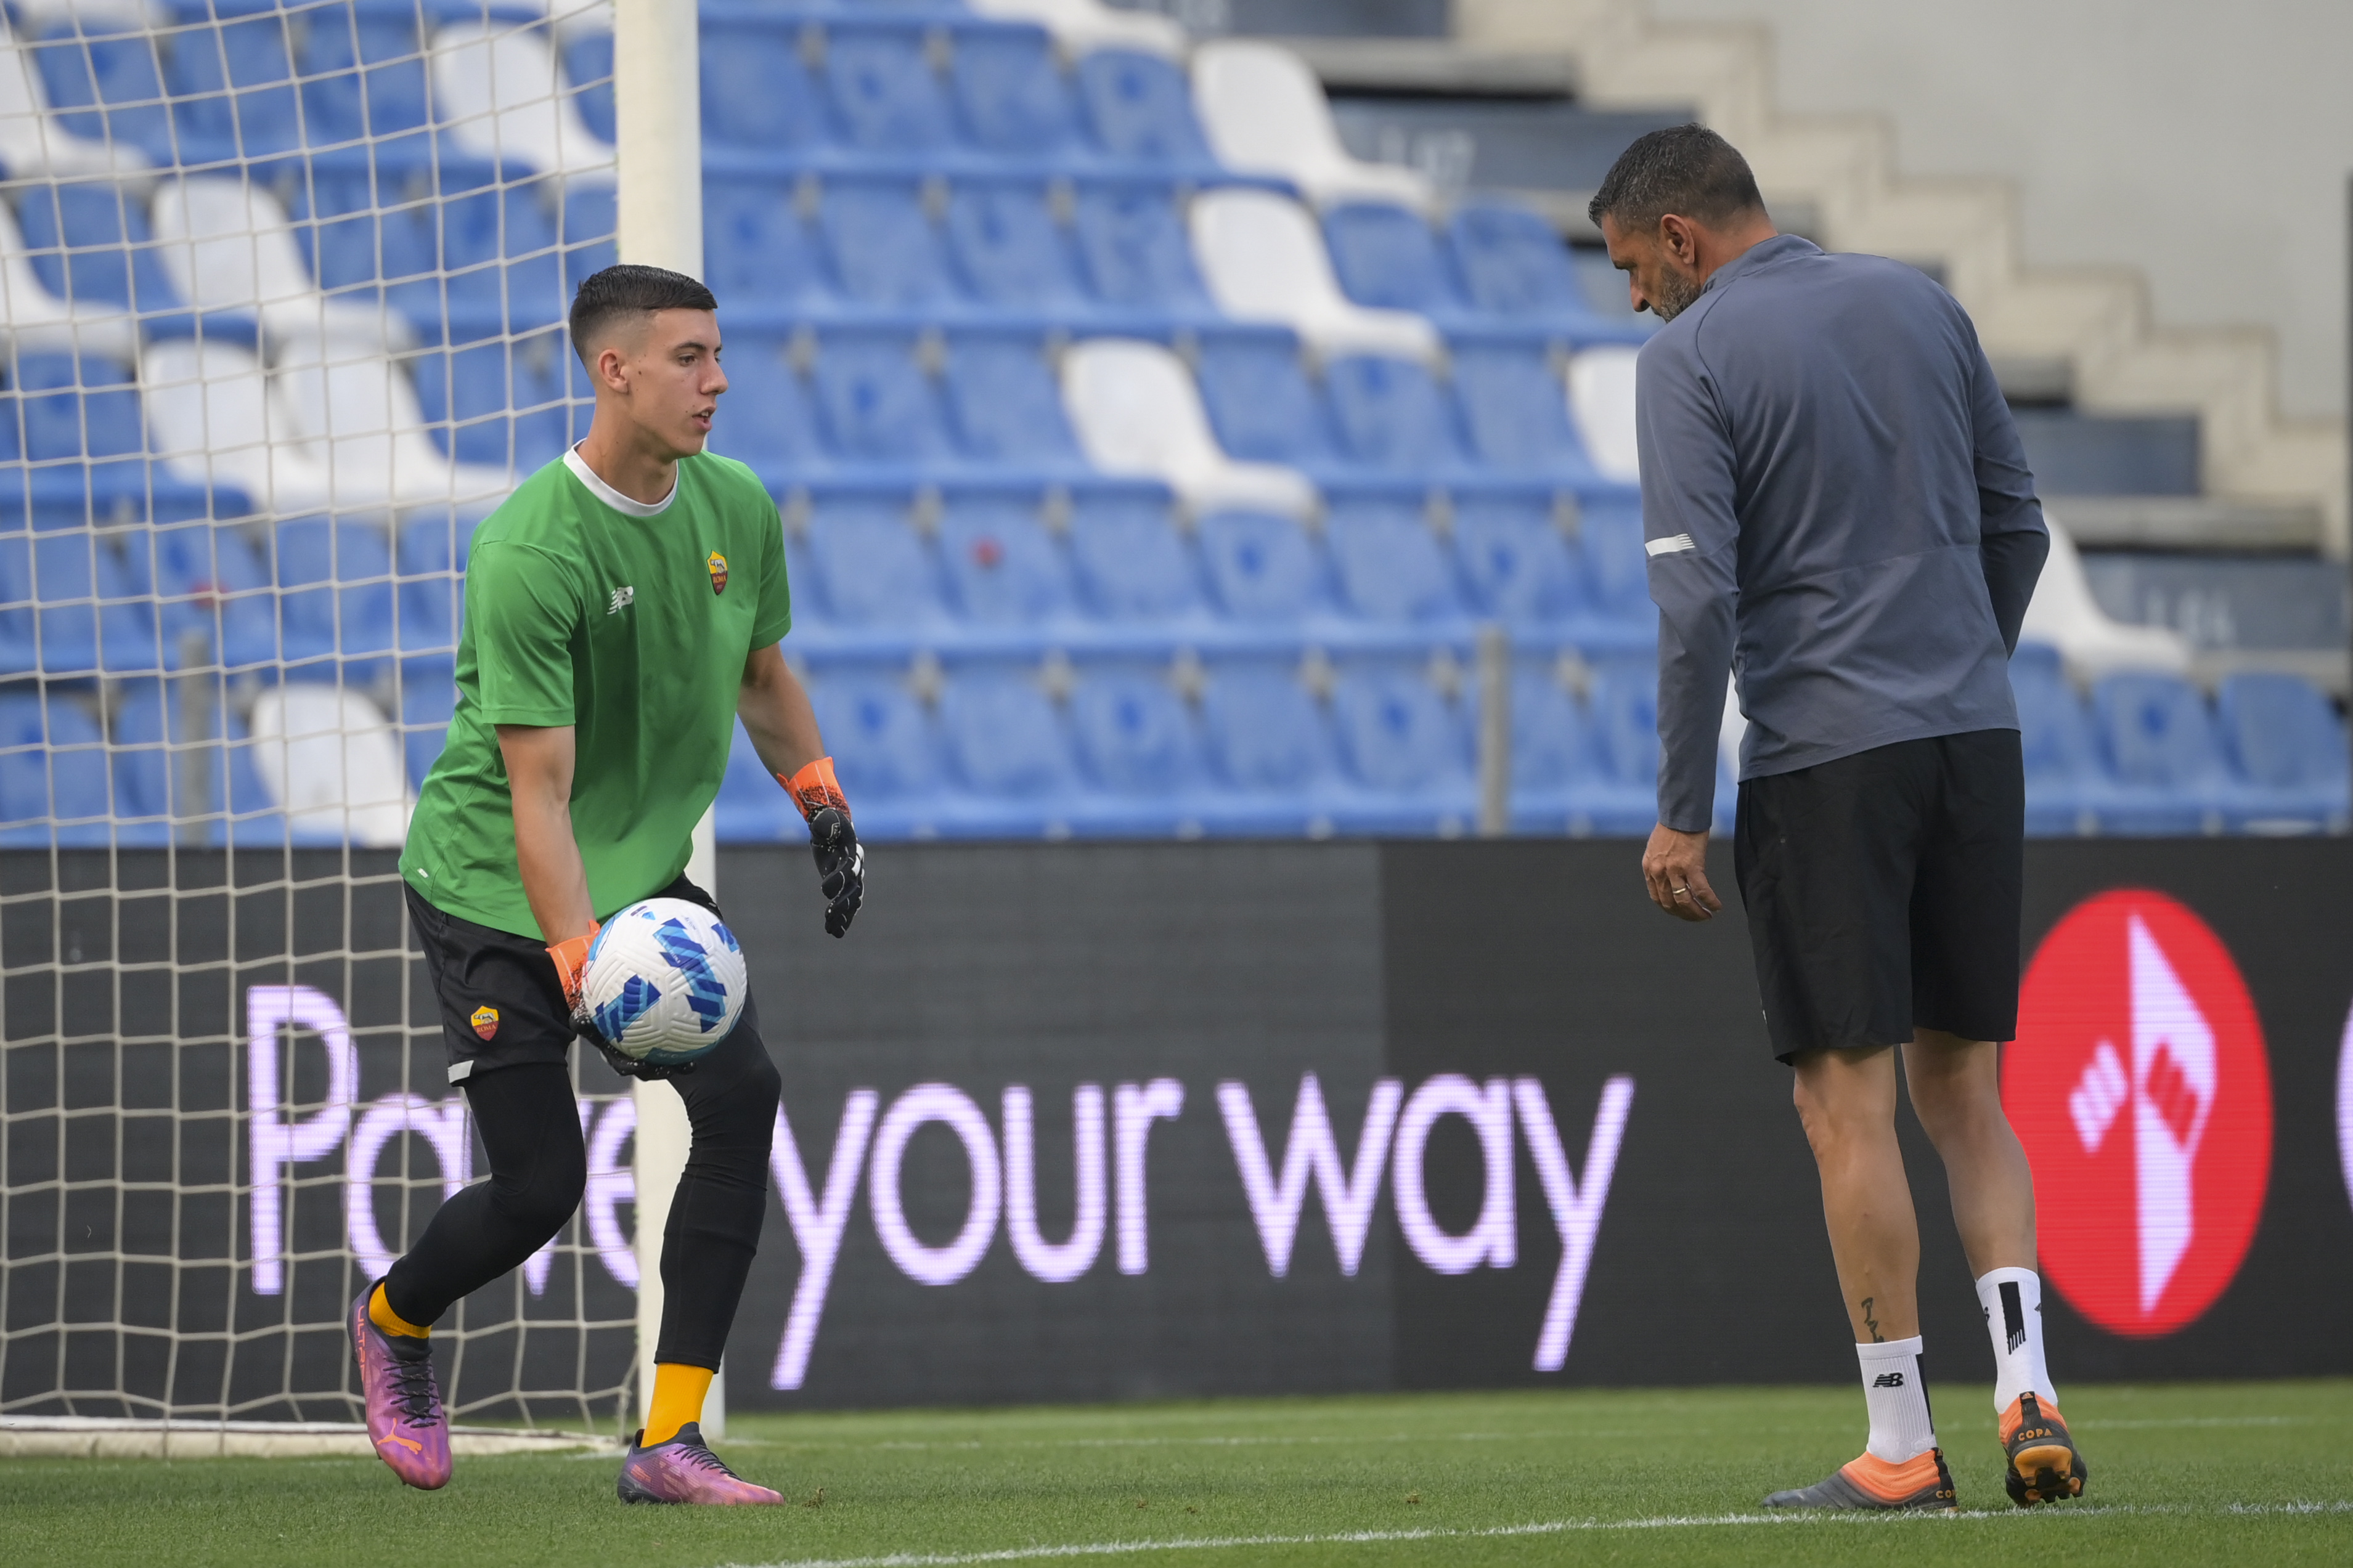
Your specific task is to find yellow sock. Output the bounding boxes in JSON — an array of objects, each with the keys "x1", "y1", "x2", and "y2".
[
  {"x1": 643, "y1": 1364, "x2": 714, "y2": 1448},
  {"x1": 368, "y1": 1283, "x2": 430, "y2": 1339}
]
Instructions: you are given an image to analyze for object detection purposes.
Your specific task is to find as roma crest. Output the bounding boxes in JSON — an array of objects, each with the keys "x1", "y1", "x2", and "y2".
[
  {"x1": 470, "y1": 1005, "x2": 499, "y2": 1041},
  {"x1": 706, "y1": 551, "x2": 729, "y2": 595}
]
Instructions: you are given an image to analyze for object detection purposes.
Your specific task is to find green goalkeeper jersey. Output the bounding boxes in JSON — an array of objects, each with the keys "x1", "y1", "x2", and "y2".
[{"x1": 399, "y1": 449, "x2": 793, "y2": 939}]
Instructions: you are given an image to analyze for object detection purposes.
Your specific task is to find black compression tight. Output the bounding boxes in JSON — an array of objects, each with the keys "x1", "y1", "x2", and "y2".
[{"x1": 381, "y1": 1001, "x2": 782, "y2": 1371}]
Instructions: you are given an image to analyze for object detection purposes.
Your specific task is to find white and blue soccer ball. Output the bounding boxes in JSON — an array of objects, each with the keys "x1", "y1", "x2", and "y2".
[{"x1": 582, "y1": 898, "x2": 747, "y2": 1065}]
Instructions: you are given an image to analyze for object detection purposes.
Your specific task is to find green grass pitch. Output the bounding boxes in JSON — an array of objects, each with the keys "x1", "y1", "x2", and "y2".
[{"x1": 7, "y1": 1381, "x2": 2349, "y2": 1567}]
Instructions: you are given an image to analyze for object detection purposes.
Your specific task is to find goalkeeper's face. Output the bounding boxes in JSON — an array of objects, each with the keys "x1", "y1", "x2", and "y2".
[{"x1": 613, "y1": 308, "x2": 729, "y2": 458}]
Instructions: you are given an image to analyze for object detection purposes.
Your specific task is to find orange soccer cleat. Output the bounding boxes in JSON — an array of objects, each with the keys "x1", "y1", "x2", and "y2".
[
  {"x1": 2000, "y1": 1392, "x2": 2088, "y2": 1506},
  {"x1": 1763, "y1": 1448, "x2": 1958, "y2": 1512}
]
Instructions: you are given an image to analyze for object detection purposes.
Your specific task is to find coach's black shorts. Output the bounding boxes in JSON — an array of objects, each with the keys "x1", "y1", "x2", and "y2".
[
  {"x1": 406, "y1": 874, "x2": 743, "y2": 1083},
  {"x1": 1732, "y1": 728, "x2": 2024, "y2": 1063}
]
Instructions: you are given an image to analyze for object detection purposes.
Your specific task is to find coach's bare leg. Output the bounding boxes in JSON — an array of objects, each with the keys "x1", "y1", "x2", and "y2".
[
  {"x1": 1902, "y1": 1030, "x2": 2035, "y2": 1274},
  {"x1": 1792, "y1": 1045, "x2": 1919, "y2": 1342}
]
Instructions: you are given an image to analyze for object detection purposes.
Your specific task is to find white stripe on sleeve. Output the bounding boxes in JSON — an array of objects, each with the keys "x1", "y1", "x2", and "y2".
[{"x1": 1644, "y1": 533, "x2": 1697, "y2": 557}]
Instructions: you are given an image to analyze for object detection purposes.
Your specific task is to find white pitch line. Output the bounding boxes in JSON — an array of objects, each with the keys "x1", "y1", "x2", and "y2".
[{"x1": 727, "y1": 1500, "x2": 2353, "y2": 1568}]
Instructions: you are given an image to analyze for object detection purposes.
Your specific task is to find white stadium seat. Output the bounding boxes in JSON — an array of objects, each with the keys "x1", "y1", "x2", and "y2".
[
  {"x1": 2022, "y1": 510, "x2": 2193, "y2": 678},
  {"x1": 1188, "y1": 188, "x2": 1438, "y2": 364},
  {"x1": 1191, "y1": 41, "x2": 1434, "y2": 211},
  {"x1": 141, "y1": 339, "x2": 335, "y2": 514},
  {"x1": 1059, "y1": 338, "x2": 1319, "y2": 519},
  {"x1": 150, "y1": 178, "x2": 402, "y2": 354},
  {"x1": 966, "y1": 0, "x2": 1187, "y2": 59},
  {"x1": 273, "y1": 339, "x2": 515, "y2": 513},
  {"x1": 431, "y1": 22, "x2": 614, "y2": 179},
  {"x1": 0, "y1": 192, "x2": 137, "y2": 359},
  {"x1": 1567, "y1": 345, "x2": 1642, "y2": 483},
  {"x1": 247, "y1": 683, "x2": 414, "y2": 848}
]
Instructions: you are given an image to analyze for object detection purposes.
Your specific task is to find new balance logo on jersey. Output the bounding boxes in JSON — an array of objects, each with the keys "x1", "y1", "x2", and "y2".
[
  {"x1": 1872, "y1": 1372, "x2": 1906, "y2": 1388},
  {"x1": 609, "y1": 586, "x2": 635, "y2": 614}
]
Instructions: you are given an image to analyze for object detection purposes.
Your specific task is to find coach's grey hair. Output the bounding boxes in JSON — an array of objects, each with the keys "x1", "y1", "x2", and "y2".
[{"x1": 1588, "y1": 124, "x2": 1766, "y2": 232}]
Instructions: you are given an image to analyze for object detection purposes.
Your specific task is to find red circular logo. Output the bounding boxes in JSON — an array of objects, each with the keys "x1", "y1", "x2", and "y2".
[{"x1": 2004, "y1": 890, "x2": 2271, "y2": 1338}]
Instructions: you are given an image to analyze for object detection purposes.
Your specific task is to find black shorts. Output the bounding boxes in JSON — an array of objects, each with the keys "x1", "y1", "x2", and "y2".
[
  {"x1": 406, "y1": 874, "x2": 746, "y2": 1083},
  {"x1": 1732, "y1": 728, "x2": 2024, "y2": 1063}
]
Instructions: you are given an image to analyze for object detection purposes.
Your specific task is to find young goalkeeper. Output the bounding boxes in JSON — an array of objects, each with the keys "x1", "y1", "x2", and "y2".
[{"x1": 353, "y1": 265, "x2": 864, "y2": 1504}]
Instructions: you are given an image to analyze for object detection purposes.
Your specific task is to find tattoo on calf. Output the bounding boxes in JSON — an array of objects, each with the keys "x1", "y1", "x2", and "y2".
[{"x1": 1861, "y1": 1296, "x2": 1885, "y2": 1343}]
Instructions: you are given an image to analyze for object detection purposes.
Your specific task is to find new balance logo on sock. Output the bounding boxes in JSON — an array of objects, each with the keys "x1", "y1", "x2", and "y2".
[{"x1": 1872, "y1": 1372, "x2": 1906, "y2": 1388}]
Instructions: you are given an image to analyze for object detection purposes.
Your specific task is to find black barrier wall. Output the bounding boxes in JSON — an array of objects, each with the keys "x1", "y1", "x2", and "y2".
[{"x1": 4, "y1": 842, "x2": 2351, "y2": 1420}]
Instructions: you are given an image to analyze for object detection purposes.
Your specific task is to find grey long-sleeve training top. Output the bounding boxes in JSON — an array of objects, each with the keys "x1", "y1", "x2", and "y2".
[{"x1": 1637, "y1": 233, "x2": 2050, "y2": 833}]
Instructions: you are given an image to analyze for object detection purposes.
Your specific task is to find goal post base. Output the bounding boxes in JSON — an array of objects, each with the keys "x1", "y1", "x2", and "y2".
[{"x1": 0, "y1": 1417, "x2": 611, "y2": 1461}]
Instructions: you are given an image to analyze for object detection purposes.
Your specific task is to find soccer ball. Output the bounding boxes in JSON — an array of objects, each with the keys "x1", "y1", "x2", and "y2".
[{"x1": 582, "y1": 898, "x2": 748, "y2": 1065}]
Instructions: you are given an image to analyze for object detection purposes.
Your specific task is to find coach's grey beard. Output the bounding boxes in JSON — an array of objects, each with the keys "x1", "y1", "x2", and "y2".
[{"x1": 1649, "y1": 265, "x2": 1702, "y2": 322}]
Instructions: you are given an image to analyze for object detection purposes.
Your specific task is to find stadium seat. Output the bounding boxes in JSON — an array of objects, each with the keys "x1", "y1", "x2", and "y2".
[
  {"x1": 1321, "y1": 354, "x2": 1470, "y2": 473},
  {"x1": 1073, "y1": 50, "x2": 1214, "y2": 169},
  {"x1": 163, "y1": 14, "x2": 303, "y2": 161},
  {"x1": 937, "y1": 665, "x2": 1080, "y2": 824},
  {"x1": 966, "y1": 0, "x2": 1188, "y2": 61},
  {"x1": 700, "y1": 23, "x2": 825, "y2": 153},
  {"x1": 1509, "y1": 664, "x2": 1632, "y2": 835},
  {"x1": 1323, "y1": 500, "x2": 1462, "y2": 622},
  {"x1": 430, "y1": 22, "x2": 613, "y2": 179},
  {"x1": 272, "y1": 343, "x2": 515, "y2": 511},
  {"x1": 1328, "y1": 659, "x2": 1474, "y2": 827},
  {"x1": 2215, "y1": 672, "x2": 2349, "y2": 833},
  {"x1": 0, "y1": 527, "x2": 158, "y2": 675},
  {"x1": 1573, "y1": 660, "x2": 1668, "y2": 834},
  {"x1": 12, "y1": 353, "x2": 142, "y2": 461},
  {"x1": 714, "y1": 335, "x2": 827, "y2": 473},
  {"x1": 296, "y1": 6, "x2": 432, "y2": 143},
  {"x1": 2010, "y1": 643, "x2": 2100, "y2": 835},
  {"x1": 948, "y1": 23, "x2": 1082, "y2": 161},
  {"x1": 150, "y1": 178, "x2": 396, "y2": 353},
  {"x1": 1069, "y1": 662, "x2": 1201, "y2": 796},
  {"x1": 1059, "y1": 338, "x2": 1317, "y2": 518},
  {"x1": 811, "y1": 333, "x2": 954, "y2": 465},
  {"x1": 270, "y1": 515, "x2": 398, "y2": 670},
  {"x1": 1452, "y1": 496, "x2": 1586, "y2": 625},
  {"x1": 703, "y1": 182, "x2": 832, "y2": 307},
  {"x1": 0, "y1": 687, "x2": 115, "y2": 843},
  {"x1": 1188, "y1": 189, "x2": 1440, "y2": 364},
  {"x1": 2019, "y1": 511, "x2": 2193, "y2": 679},
  {"x1": 944, "y1": 181, "x2": 1087, "y2": 311},
  {"x1": 436, "y1": 181, "x2": 566, "y2": 325},
  {"x1": 1190, "y1": 42, "x2": 1434, "y2": 211},
  {"x1": 1064, "y1": 490, "x2": 1202, "y2": 620},
  {"x1": 1574, "y1": 494, "x2": 1654, "y2": 624},
  {"x1": 1198, "y1": 657, "x2": 1336, "y2": 808},
  {"x1": 716, "y1": 716, "x2": 797, "y2": 843},
  {"x1": 150, "y1": 521, "x2": 281, "y2": 670},
  {"x1": 14, "y1": 181, "x2": 188, "y2": 335},
  {"x1": 1191, "y1": 331, "x2": 1339, "y2": 466},
  {"x1": 0, "y1": 191, "x2": 138, "y2": 359},
  {"x1": 936, "y1": 499, "x2": 1077, "y2": 623},
  {"x1": 1321, "y1": 201, "x2": 1464, "y2": 316},
  {"x1": 817, "y1": 179, "x2": 961, "y2": 312},
  {"x1": 1069, "y1": 179, "x2": 1212, "y2": 312},
  {"x1": 1448, "y1": 203, "x2": 1623, "y2": 332},
  {"x1": 399, "y1": 666, "x2": 457, "y2": 790},
  {"x1": 1566, "y1": 346, "x2": 1641, "y2": 483},
  {"x1": 941, "y1": 333, "x2": 1085, "y2": 466},
  {"x1": 2090, "y1": 672, "x2": 2225, "y2": 834},
  {"x1": 410, "y1": 328, "x2": 579, "y2": 472},
  {"x1": 17, "y1": 11, "x2": 164, "y2": 173},
  {"x1": 393, "y1": 511, "x2": 482, "y2": 660},
  {"x1": 1196, "y1": 510, "x2": 1326, "y2": 622},
  {"x1": 807, "y1": 667, "x2": 944, "y2": 803},
  {"x1": 1451, "y1": 343, "x2": 1600, "y2": 479},
  {"x1": 822, "y1": 22, "x2": 957, "y2": 160},
  {"x1": 107, "y1": 676, "x2": 285, "y2": 845},
  {"x1": 245, "y1": 681, "x2": 410, "y2": 846},
  {"x1": 804, "y1": 500, "x2": 952, "y2": 627}
]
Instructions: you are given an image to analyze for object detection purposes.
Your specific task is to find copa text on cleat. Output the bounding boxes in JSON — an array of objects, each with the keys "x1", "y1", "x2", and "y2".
[{"x1": 1763, "y1": 1448, "x2": 1959, "y2": 1512}]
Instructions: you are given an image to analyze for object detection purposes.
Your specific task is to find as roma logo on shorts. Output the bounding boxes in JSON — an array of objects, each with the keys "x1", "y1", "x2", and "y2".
[
  {"x1": 470, "y1": 1005, "x2": 499, "y2": 1041},
  {"x1": 2003, "y1": 890, "x2": 2271, "y2": 1338},
  {"x1": 706, "y1": 551, "x2": 729, "y2": 595}
]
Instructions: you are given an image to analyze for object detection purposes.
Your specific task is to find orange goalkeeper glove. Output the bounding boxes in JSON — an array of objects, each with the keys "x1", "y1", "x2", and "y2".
[
  {"x1": 781, "y1": 757, "x2": 863, "y2": 938},
  {"x1": 546, "y1": 921, "x2": 601, "y2": 1025}
]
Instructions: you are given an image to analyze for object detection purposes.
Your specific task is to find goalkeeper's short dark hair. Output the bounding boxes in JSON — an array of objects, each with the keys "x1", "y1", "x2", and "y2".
[{"x1": 568, "y1": 264, "x2": 719, "y2": 365}]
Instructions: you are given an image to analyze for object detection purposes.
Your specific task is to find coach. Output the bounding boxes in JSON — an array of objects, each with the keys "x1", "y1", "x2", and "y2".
[{"x1": 1591, "y1": 126, "x2": 2086, "y2": 1513}]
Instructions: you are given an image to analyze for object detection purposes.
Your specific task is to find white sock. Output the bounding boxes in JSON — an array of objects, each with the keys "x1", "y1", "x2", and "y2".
[
  {"x1": 1976, "y1": 1267, "x2": 2058, "y2": 1413},
  {"x1": 1856, "y1": 1336, "x2": 1937, "y2": 1463}
]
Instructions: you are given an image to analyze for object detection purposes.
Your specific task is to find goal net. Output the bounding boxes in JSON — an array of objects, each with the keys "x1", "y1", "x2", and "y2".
[{"x1": 0, "y1": 0, "x2": 643, "y2": 1434}]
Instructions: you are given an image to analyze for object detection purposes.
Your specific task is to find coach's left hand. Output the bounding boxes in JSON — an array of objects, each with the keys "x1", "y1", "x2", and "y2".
[{"x1": 1642, "y1": 824, "x2": 1722, "y2": 922}]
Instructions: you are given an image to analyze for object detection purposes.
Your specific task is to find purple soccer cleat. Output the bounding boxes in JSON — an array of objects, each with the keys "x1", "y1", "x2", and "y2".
[
  {"x1": 616, "y1": 1423, "x2": 783, "y2": 1505},
  {"x1": 350, "y1": 1283, "x2": 451, "y2": 1490}
]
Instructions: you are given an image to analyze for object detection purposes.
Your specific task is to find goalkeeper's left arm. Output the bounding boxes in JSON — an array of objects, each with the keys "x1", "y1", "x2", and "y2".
[{"x1": 738, "y1": 642, "x2": 865, "y2": 937}]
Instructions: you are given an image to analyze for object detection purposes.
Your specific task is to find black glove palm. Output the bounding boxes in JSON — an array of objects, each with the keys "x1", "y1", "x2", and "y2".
[{"x1": 809, "y1": 805, "x2": 864, "y2": 938}]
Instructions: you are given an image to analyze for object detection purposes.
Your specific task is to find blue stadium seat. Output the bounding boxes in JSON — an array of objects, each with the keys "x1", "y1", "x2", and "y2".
[
  {"x1": 1070, "y1": 180, "x2": 1210, "y2": 311},
  {"x1": 1196, "y1": 510, "x2": 1326, "y2": 622},
  {"x1": 412, "y1": 328, "x2": 579, "y2": 471},
  {"x1": 704, "y1": 184, "x2": 833, "y2": 307},
  {"x1": 1199, "y1": 658, "x2": 1336, "y2": 803},
  {"x1": 13, "y1": 355, "x2": 143, "y2": 461},
  {"x1": 1323, "y1": 355, "x2": 1471, "y2": 473},
  {"x1": 950, "y1": 25, "x2": 1080, "y2": 161},
  {"x1": 1074, "y1": 51, "x2": 1212, "y2": 168},
  {"x1": 107, "y1": 677, "x2": 284, "y2": 843},
  {"x1": 937, "y1": 666, "x2": 1079, "y2": 808},
  {"x1": 0, "y1": 529, "x2": 158, "y2": 675},
  {"x1": 1509, "y1": 667, "x2": 1617, "y2": 839},
  {"x1": 399, "y1": 665, "x2": 457, "y2": 790},
  {"x1": 807, "y1": 667, "x2": 943, "y2": 804},
  {"x1": 811, "y1": 334, "x2": 953, "y2": 465},
  {"x1": 165, "y1": 15, "x2": 303, "y2": 160},
  {"x1": 272, "y1": 518, "x2": 397, "y2": 670},
  {"x1": 716, "y1": 717, "x2": 797, "y2": 842},
  {"x1": 1585, "y1": 660, "x2": 1660, "y2": 792},
  {"x1": 296, "y1": 9, "x2": 431, "y2": 142},
  {"x1": 714, "y1": 336, "x2": 827, "y2": 471},
  {"x1": 700, "y1": 24, "x2": 826, "y2": 153},
  {"x1": 1575, "y1": 496, "x2": 1653, "y2": 624},
  {"x1": 940, "y1": 333, "x2": 1083, "y2": 465},
  {"x1": 30, "y1": 23, "x2": 176, "y2": 165},
  {"x1": 1192, "y1": 333, "x2": 1337, "y2": 465},
  {"x1": 1450, "y1": 343, "x2": 1597, "y2": 477},
  {"x1": 1448, "y1": 203, "x2": 1622, "y2": 333},
  {"x1": 1324, "y1": 500, "x2": 1463, "y2": 622},
  {"x1": 817, "y1": 180, "x2": 961, "y2": 312},
  {"x1": 1066, "y1": 493, "x2": 1202, "y2": 620},
  {"x1": 439, "y1": 184, "x2": 565, "y2": 325},
  {"x1": 2009, "y1": 644, "x2": 2098, "y2": 835},
  {"x1": 151, "y1": 522, "x2": 280, "y2": 670},
  {"x1": 2216, "y1": 672, "x2": 2349, "y2": 832},
  {"x1": 1069, "y1": 663, "x2": 1201, "y2": 797},
  {"x1": 558, "y1": 184, "x2": 616, "y2": 291},
  {"x1": 1451, "y1": 496, "x2": 1586, "y2": 625},
  {"x1": 0, "y1": 689, "x2": 115, "y2": 844},
  {"x1": 944, "y1": 181, "x2": 1085, "y2": 310},
  {"x1": 393, "y1": 513, "x2": 482, "y2": 660},
  {"x1": 1329, "y1": 660, "x2": 1473, "y2": 824},
  {"x1": 2090, "y1": 672, "x2": 2224, "y2": 834},
  {"x1": 16, "y1": 184, "x2": 187, "y2": 327},
  {"x1": 561, "y1": 25, "x2": 616, "y2": 144},
  {"x1": 936, "y1": 500, "x2": 1076, "y2": 623},
  {"x1": 802, "y1": 501, "x2": 951, "y2": 625},
  {"x1": 823, "y1": 22, "x2": 958, "y2": 160},
  {"x1": 1322, "y1": 203, "x2": 1464, "y2": 315}
]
